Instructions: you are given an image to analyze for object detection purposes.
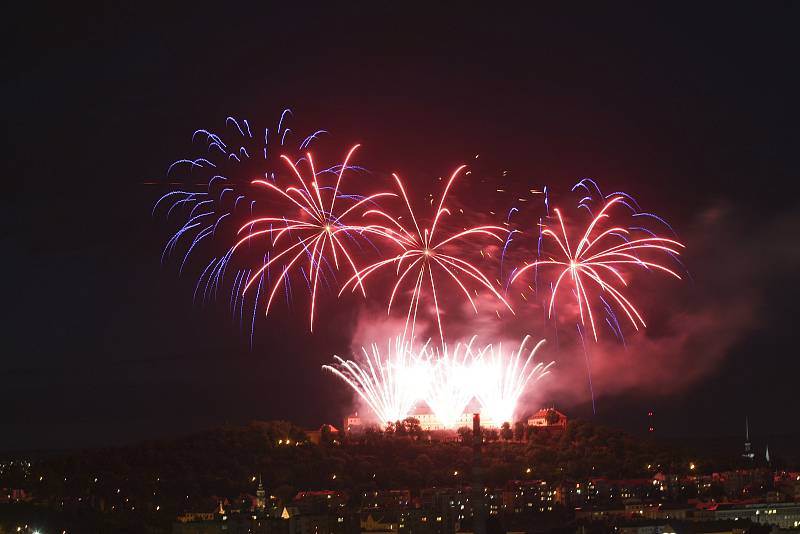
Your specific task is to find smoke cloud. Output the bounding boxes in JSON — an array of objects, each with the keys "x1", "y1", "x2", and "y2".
[{"x1": 339, "y1": 199, "x2": 800, "y2": 421}]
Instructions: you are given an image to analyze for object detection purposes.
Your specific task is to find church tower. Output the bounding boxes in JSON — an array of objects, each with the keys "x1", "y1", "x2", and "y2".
[
  {"x1": 742, "y1": 417, "x2": 755, "y2": 460},
  {"x1": 256, "y1": 474, "x2": 266, "y2": 512}
]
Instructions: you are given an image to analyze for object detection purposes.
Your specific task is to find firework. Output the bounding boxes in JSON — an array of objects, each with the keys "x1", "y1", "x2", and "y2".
[
  {"x1": 154, "y1": 111, "x2": 325, "y2": 279},
  {"x1": 229, "y1": 145, "x2": 402, "y2": 331},
  {"x1": 472, "y1": 336, "x2": 552, "y2": 426},
  {"x1": 340, "y1": 166, "x2": 514, "y2": 345},
  {"x1": 322, "y1": 337, "x2": 430, "y2": 426},
  {"x1": 325, "y1": 335, "x2": 553, "y2": 430},
  {"x1": 418, "y1": 337, "x2": 483, "y2": 429},
  {"x1": 512, "y1": 195, "x2": 685, "y2": 340},
  {"x1": 153, "y1": 111, "x2": 335, "y2": 343}
]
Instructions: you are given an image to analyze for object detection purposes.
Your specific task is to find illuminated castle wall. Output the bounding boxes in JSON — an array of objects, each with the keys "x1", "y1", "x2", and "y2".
[{"x1": 344, "y1": 408, "x2": 501, "y2": 431}]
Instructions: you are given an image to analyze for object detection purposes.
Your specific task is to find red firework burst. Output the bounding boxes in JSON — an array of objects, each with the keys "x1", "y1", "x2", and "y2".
[
  {"x1": 232, "y1": 145, "x2": 397, "y2": 331},
  {"x1": 340, "y1": 165, "x2": 513, "y2": 344},
  {"x1": 511, "y1": 196, "x2": 685, "y2": 340}
]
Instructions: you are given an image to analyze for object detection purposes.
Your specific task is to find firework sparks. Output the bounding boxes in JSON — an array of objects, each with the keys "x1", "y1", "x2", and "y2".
[
  {"x1": 325, "y1": 336, "x2": 553, "y2": 429},
  {"x1": 154, "y1": 111, "x2": 324, "y2": 280},
  {"x1": 512, "y1": 196, "x2": 685, "y2": 341},
  {"x1": 419, "y1": 337, "x2": 482, "y2": 429},
  {"x1": 340, "y1": 166, "x2": 514, "y2": 345},
  {"x1": 153, "y1": 111, "x2": 337, "y2": 344},
  {"x1": 232, "y1": 145, "x2": 397, "y2": 331},
  {"x1": 322, "y1": 337, "x2": 430, "y2": 426},
  {"x1": 473, "y1": 336, "x2": 552, "y2": 426}
]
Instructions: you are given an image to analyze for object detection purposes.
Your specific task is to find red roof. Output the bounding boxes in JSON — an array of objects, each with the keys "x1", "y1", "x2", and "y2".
[{"x1": 530, "y1": 408, "x2": 567, "y2": 419}]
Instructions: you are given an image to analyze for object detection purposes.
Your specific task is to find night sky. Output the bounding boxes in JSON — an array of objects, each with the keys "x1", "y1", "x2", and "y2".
[{"x1": 4, "y1": 4, "x2": 799, "y2": 451}]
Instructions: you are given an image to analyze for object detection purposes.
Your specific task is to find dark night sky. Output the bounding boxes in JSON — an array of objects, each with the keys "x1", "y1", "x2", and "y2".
[{"x1": 3, "y1": 4, "x2": 799, "y2": 451}]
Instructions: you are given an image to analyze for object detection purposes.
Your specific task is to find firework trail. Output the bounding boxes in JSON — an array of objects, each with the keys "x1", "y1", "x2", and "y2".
[
  {"x1": 340, "y1": 166, "x2": 514, "y2": 345},
  {"x1": 231, "y1": 145, "x2": 399, "y2": 331},
  {"x1": 322, "y1": 337, "x2": 431, "y2": 426},
  {"x1": 512, "y1": 195, "x2": 685, "y2": 341},
  {"x1": 473, "y1": 336, "x2": 552, "y2": 426}
]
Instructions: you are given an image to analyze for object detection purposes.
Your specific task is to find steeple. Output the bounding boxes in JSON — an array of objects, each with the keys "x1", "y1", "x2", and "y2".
[
  {"x1": 742, "y1": 416, "x2": 755, "y2": 460},
  {"x1": 256, "y1": 474, "x2": 266, "y2": 512}
]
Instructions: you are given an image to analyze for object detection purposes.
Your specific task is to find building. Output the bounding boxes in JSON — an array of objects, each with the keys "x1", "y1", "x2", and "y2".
[
  {"x1": 617, "y1": 523, "x2": 675, "y2": 534},
  {"x1": 385, "y1": 401, "x2": 504, "y2": 431},
  {"x1": 398, "y1": 508, "x2": 451, "y2": 534},
  {"x1": 346, "y1": 399, "x2": 528, "y2": 432},
  {"x1": 503, "y1": 480, "x2": 557, "y2": 513},
  {"x1": 775, "y1": 472, "x2": 800, "y2": 501},
  {"x1": 742, "y1": 417, "x2": 755, "y2": 460},
  {"x1": 561, "y1": 478, "x2": 656, "y2": 508},
  {"x1": 174, "y1": 506, "x2": 359, "y2": 534},
  {"x1": 361, "y1": 511, "x2": 400, "y2": 532},
  {"x1": 306, "y1": 424, "x2": 340, "y2": 445},
  {"x1": 362, "y1": 490, "x2": 411, "y2": 510},
  {"x1": 343, "y1": 413, "x2": 363, "y2": 433},
  {"x1": 292, "y1": 490, "x2": 348, "y2": 514},
  {"x1": 289, "y1": 511, "x2": 357, "y2": 534},
  {"x1": 176, "y1": 512, "x2": 216, "y2": 523},
  {"x1": 256, "y1": 475, "x2": 267, "y2": 512},
  {"x1": 574, "y1": 505, "x2": 628, "y2": 521},
  {"x1": 707, "y1": 502, "x2": 800, "y2": 529},
  {"x1": 421, "y1": 486, "x2": 473, "y2": 521},
  {"x1": 527, "y1": 408, "x2": 567, "y2": 429},
  {"x1": 173, "y1": 502, "x2": 293, "y2": 534},
  {"x1": 647, "y1": 504, "x2": 695, "y2": 521},
  {"x1": 710, "y1": 469, "x2": 773, "y2": 499},
  {"x1": 410, "y1": 410, "x2": 499, "y2": 431},
  {"x1": 411, "y1": 411, "x2": 447, "y2": 432},
  {"x1": 0, "y1": 488, "x2": 31, "y2": 503}
]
